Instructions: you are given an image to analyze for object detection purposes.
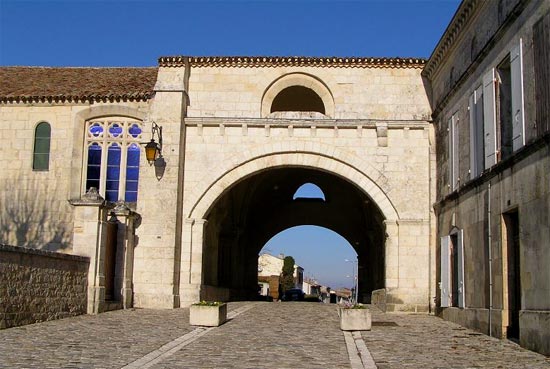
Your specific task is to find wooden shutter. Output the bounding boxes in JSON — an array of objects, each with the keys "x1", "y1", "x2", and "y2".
[
  {"x1": 469, "y1": 93, "x2": 476, "y2": 179},
  {"x1": 475, "y1": 86, "x2": 485, "y2": 175},
  {"x1": 456, "y1": 229, "x2": 466, "y2": 308},
  {"x1": 448, "y1": 117, "x2": 453, "y2": 190},
  {"x1": 483, "y1": 69, "x2": 497, "y2": 169},
  {"x1": 534, "y1": 12, "x2": 550, "y2": 135},
  {"x1": 452, "y1": 115, "x2": 459, "y2": 190},
  {"x1": 510, "y1": 40, "x2": 525, "y2": 151},
  {"x1": 440, "y1": 236, "x2": 451, "y2": 308}
]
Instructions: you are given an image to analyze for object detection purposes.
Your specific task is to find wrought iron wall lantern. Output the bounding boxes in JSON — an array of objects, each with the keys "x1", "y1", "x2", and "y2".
[{"x1": 143, "y1": 122, "x2": 163, "y2": 164}]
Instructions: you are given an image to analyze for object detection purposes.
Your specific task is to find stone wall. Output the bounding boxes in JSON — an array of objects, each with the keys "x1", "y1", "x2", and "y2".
[{"x1": 0, "y1": 244, "x2": 89, "y2": 329}]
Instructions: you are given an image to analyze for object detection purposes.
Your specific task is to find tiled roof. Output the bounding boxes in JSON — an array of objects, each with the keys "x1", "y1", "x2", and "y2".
[
  {"x1": 0, "y1": 67, "x2": 158, "y2": 103},
  {"x1": 158, "y1": 56, "x2": 426, "y2": 69}
]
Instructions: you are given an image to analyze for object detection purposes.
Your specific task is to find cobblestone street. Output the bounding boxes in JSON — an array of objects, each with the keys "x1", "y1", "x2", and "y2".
[{"x1": 0, "y1": 302, "x2": 548, "y2": 369}]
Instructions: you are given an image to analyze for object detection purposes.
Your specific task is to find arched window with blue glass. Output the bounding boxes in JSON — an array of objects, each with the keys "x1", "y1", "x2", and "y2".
[
  {"x1": 33, "y1": 122, "x2": 51, "y2": 170},
  {"x1": 83, "y1": 118, "x2": 143, "y2": 202}
]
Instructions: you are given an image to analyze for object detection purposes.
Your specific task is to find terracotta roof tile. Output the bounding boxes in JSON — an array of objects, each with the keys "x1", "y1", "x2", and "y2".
[{"x1": 0, "y1": 67, "x2": 158, "y2": 103}]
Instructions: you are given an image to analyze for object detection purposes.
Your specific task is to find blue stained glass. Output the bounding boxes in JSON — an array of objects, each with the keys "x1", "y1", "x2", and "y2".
[
  {"x1": 86, "y1": 143, "x2": 102, "y2": 191},
  {"x1": 89, "y1": 123, "x2": 103, "y2": 137},
  {"x1": 127, "y1": 147, "x2": 140, "y2": 162},
  {"x1": 105, "y1": 180, "x2": 120, "y2": 191},
  {"x1": 125, "y1": 181, "x2": 138, "y2": 192},
  {"x1": 126, "y1": 167, "x2": 139, "y2": 180},
  {"x1": 125, "y1": 143, "x2": 140, "y2": 202},
  {"x1": 106, "y1": 144, "x2": 121, "y2": 202},
  {"x1": 128, "y1": 124, "x2": 142, "y2": 138},
  {"x1": 109, "y1": 124, "x2": 123, "y2": 137},
  {"x1": 107, "y1": 148, "x2": 121, "y2": 163}
]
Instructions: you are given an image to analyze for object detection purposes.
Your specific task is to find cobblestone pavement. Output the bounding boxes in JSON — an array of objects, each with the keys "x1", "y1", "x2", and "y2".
[
  {"x1": 0, "y1": 302, "x2": 549, "y2": 369},
  {"x1": 362, "y1": 308, "x2": 550, "y2": 369}
]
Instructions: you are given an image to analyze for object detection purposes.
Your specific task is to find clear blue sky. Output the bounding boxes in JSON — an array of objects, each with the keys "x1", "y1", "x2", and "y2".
[
  {"x1": 1, "y1": 0, "x2": 459, "y2": 67},
  {"x1": 0, "y1": 0, "x2": 460, "y2": 288}
]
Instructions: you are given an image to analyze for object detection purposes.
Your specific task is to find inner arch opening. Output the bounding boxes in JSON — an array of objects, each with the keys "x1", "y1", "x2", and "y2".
[
  {"x1": 259, "y1": 225, "x2": 358, "y2": 302},
  {"x1": 200, "y1": 167, "x2": 386, "y2": 304},
  {"x1": 270, "y1": 86, "x2": 325, "y2": 114}
]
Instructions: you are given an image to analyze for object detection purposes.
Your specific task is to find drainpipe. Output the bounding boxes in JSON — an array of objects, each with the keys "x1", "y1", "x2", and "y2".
[{"x1": 488, "y1": 182, "x2": 493, "y2": 337}]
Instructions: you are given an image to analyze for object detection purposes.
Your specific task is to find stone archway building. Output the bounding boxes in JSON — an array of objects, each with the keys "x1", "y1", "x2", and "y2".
[{"x1": 0, "y1": 56, "x2": 435, "y2": 313}]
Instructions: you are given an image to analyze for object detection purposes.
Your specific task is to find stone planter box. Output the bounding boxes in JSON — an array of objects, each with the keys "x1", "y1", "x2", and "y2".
[
  {"x1": 189, "y1": 303, "x2": 227, "y2": 327},
  {"x1": 339, "y1": 307, "x2": 372, "y2": 331}
]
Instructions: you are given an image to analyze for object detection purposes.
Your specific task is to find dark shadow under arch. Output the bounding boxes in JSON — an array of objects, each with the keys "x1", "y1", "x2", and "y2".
[
  {"x1": 271, "y1": 86, "x2": 325, "y2": 114},
  {"x1": 200, "y1": 167, "x2": 386, "y2": 303}
]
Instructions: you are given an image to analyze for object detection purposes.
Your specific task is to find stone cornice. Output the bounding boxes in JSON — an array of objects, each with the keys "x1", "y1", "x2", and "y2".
[
  {"x1": 158, "y1": 56, "x2": 426, "y2": 69},
  {"x1": 184, "y1": 117, "x2": 430, "y2": 129},
  {"x1": 422, "y1": 0, "x2": 480, "y2": 80}
]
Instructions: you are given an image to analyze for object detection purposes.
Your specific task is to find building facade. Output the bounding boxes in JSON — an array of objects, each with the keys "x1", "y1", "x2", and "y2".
[{"x1": 423, "y1": 0, "x2": 549, "y2": 355}]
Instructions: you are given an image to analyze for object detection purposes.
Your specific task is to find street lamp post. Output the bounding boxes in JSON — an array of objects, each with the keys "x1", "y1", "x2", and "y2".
[{"x1": 345, "y1": 258, "x2": 359, "y2": 304}]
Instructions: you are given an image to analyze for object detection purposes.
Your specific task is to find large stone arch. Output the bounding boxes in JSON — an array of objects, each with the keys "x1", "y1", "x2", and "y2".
[
  {"x1": 260, "y1": 73, "x2": 335, "y2": 118},
  {"x1": 189, "y1": 152, "x2": 398, "y2": 222},
  {"x1": 180, "y1": 150, "x2": 402, "y2": 306}
]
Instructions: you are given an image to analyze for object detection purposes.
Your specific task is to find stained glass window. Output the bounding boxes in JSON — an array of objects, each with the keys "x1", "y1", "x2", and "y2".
[
  {"x1": 33, "y1": 122, "x2": 51, "y2": 170},
  {"x1": 106, "y1": 143, "x2": 121, "y2": 202},
  {"x1": 125, "y1": 144, "x2": 140, "y2": 202},
  {"x1": 86, "y1": 143, "x2": 102, "y2": 191},
  {"x1": 84, "y1": 118, "x2": 142, "y2": 202}
]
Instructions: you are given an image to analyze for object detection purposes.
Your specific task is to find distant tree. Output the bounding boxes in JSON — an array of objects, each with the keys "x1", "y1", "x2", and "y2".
[{"x1": 280, "y1": 256, "x2": 296, "y2": 292}]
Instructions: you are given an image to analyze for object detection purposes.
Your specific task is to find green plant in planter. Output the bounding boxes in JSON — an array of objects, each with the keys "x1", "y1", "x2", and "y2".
[
  {"x1": 340, "y1": 301, "x2": 366, "y2": 309},
  {"x1": 192, "y1": 301, "x2": 223, "y2": 306}
]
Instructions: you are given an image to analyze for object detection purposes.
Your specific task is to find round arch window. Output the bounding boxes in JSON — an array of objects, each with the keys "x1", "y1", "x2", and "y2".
[{"x1": 270, "y1": 86, "x2": 325, "y2": 114}]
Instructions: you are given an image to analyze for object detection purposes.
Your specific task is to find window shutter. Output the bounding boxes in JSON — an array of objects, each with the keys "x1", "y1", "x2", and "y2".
[
  {"x1": 483, "y1": 69, "x2": 497, "y2": 169},
  {"x1": 510, "y1": 40, "x2": 525, "y2": 151},
  {"x1": 456, "y1": 229, "x2": 466, "y2": 308},
  {"x1": 533, "y1": 13, "x2": 550, "y2": 135},
  {"x1": 448, "y1": 117, "x2": 453, "y2": 191},
  {"x1": 469, "y1": 93, "x2": 476, "y2": 179},
  {"x1": 440, "y1": 236, "x2": 451, "y2": 308},
  {"x1": 452, "y1": 116, "x2": 459, "y2": 190},
  {"x1": 475, "y1": 87, "x2": 485, "y2": 176}
]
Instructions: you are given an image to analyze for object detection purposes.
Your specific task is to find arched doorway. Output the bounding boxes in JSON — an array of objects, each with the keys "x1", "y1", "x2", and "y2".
[{"x1": 198, "y1": 167, "x2": 387, "y2": 303}]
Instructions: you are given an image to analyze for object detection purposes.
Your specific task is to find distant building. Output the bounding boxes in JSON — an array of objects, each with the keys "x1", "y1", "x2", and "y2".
[
  {"x1": 303, "y1": 277, "x2": 321, "y2": 296},
  {"x1": 257, "y1": 253, "x2": 304, "y2": 300}
]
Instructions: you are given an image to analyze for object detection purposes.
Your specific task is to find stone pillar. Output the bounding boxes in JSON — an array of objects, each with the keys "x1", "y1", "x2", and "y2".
[
  {"x1": 111, "y1": 201, "x2": 140, "y2": 310},
  {"x1": 384, "y1": 219, "x2": 399, "y2": 289},
  {"x1": 179, "y1": 218, "x2": 194, "y2": 301},
  {"x1": 69, "y1": 188, "x2": 107, "y2": 314},
  {"x1": 179, "y1": 218, "x2": 206, "y2": 306},
  {"x1": 190, "y1": 219, "x2": 207, "y2": 285}
]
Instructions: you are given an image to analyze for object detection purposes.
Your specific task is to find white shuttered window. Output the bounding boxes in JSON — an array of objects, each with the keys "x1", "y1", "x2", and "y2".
[
  {"x1": 482, "y1": 39, "x2": 525, "y2": 169},
  {"x1": 510, "y1": 40, "x2": 525, "y2": 151},
  {"x1": 449, "y1": 114, "x2": 460, "y2": 191},
  {"x1": 469, "y1": 86, "x2": 485, "y2": 178}
]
